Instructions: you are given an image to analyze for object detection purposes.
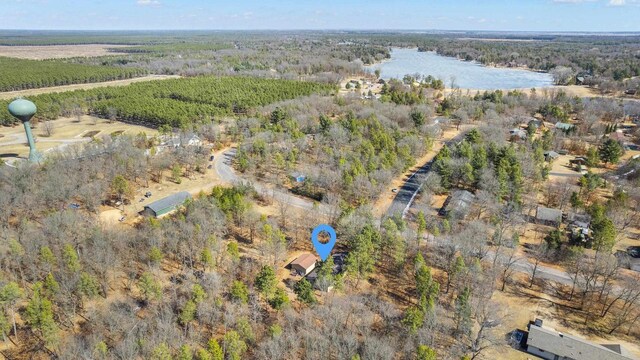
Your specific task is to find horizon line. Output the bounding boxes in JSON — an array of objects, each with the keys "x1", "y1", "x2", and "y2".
[{"x1": 1, "y1": 29, "x2": 640, "y2": 35}]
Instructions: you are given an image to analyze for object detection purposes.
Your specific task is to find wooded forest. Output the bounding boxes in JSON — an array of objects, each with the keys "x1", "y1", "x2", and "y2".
[
  {"x1": 0, "y1": 57, "x2": 147, "y2": 92},
  {"x1": 0, "y1": 77, "x2": 336, "y2": 127}
]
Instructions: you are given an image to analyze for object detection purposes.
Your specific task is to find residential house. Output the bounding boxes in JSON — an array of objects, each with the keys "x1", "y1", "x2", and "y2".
[
  {"x1": 536, "y1": 206, "x2": 563, "y2": 227},
  {"x1": 142, "y1": 191, "x2": 192, "y2": 218},
  {"x1": 544, "y1": 151, "x2": 560, "y2": 162},
  {"x1": 509, "y1": 128, "x2": 527, "y2": 140},
  {"x1": 525, "y1": 319, "x2": 635, "y2": 360},
  {"x1": 440, "y1": 190, "x2": 475, "y2": 220},
  {"x1": 290, "y1": 254, "x2": 317, "y2": 276}
]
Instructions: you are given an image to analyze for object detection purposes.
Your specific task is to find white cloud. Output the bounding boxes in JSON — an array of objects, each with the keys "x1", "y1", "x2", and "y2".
[{"x1": 137, "y1": 0, "x2": 160, "y2": 6}]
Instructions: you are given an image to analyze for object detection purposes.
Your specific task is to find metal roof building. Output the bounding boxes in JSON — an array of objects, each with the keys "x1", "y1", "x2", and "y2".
[
  {"x1": 143, "y1": 191, "x2": 192, "y2": 218},
  {"x1": 536, "y1": 206, "x2": 563, "y2": 226},
  {"x1": 526, "y1": 322, "x2": 635, "y2": 360}
]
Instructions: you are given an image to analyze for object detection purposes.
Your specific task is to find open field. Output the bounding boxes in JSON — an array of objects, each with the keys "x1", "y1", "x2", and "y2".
[
  {"x1": 0, "y1": 115, "x2": 157, "y2": 161},
  {"x1": 0, "y1": 74, "x2": 180, "y2": 100},
  {"x1": 0, "y1": 44, "x2": 132, "y2": 59}
]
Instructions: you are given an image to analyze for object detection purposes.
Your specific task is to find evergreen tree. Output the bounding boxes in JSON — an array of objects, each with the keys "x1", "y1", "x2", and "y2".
[
  {"x1": 230, "y1": 281, "x2": 249, "y2": 304},
  {"x1": 254, "y1": 265, "x2": 278, "y2": 297},
  {"x1": 138, "y1": 272, "x2": 162, "y2": 304},
  {"x1": 294, "y1": 278, "x2": 316, "y2": 304},
  {"x1": 454, "y1": 287, "x2": 472, "y2": 336},
  {"x1": 415, "y1": 264, "x2": 440, "y2": 312},
  {"x1": 417, "y1": 345, "x2": 438, "y2": 360},
  {"x1": 24, "y1": 283, "x2": 59, "y2": 348},
  {"x1": 207, "y1": 338, "x2": 224, "y2": 360},
  {"x1": 178, "y1": 345, "x2": 193, "y2": 360},
  {"x1": 223, "y1": 330, "x2": 247, "y2": 360},
  {"x1": 402, "y1": 306, "x2": 424, "y2": 333},
  {"x1": 599, "y1": 138, "x2": 624, "y2": 165},
  {"x1": 151, "y1": 343, "x2": 172, "y2": 360},
  {"x1": 0, "y1": 282, "x2": 22, "y2": 340},
  {"x1": 268, "y1": 288, "x2": 290, "y2": 310}
]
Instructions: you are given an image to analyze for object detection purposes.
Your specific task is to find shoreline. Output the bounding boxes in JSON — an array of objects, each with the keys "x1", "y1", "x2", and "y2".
[{"x1": 363, "y1": 46, "x2": 553, "y2": 83}]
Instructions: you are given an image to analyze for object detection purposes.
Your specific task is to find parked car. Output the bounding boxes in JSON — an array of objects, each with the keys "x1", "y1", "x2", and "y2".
[
  {"x1": 144, "y1": 191, "x2": 152, "y2": 198},
  {"x1": 118, "y1": 216, "x2": 126, "y2": 222},
  {"x1": 209, "y1": 155, "x2": 215, "y2": 161},
  {"x1": 391, "y1": 188, "x2": 398, "y2": 193},
  {"x1": 69, "y1": 203, "x2": 80, "y2": 209}
]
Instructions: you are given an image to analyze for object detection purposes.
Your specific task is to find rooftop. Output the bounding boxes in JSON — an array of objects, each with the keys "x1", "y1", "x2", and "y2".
[
  {"x1": 291, "y1": 253, "x2": 317, "y2": 269},
  {"x1": 442, "y1": 190, "x2": 475, "y2": 215},
  {"x1": 527, "y1": 323, "x2": 634, "y2": 360},
  {"x1": 145, "y1": 191, "x2": 191, "y2": 213},
  {"x1": 536, "y1": 206, "x2": 563, "y2": 223}
]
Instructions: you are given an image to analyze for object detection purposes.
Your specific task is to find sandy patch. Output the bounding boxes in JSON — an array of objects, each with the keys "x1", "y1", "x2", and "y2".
[
  {"x1": 0, "y1": 44, "x2": 132, "y2": 60},
  {"x1": 0, "y1": 115, "x2": 158, "y2": 161}
]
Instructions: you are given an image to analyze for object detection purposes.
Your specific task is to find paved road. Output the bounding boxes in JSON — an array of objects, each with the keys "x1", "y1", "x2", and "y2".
[
  {"x1": 385, "y1": 131, "x2": 468, "y2": 218},
  {"x1": 214, "y1": 141, "x2": 587, "y2": 290}
]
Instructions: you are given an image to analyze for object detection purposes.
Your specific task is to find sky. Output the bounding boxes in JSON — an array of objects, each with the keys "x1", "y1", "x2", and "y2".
[{"x1": 1, "y1": 0, "x2": 639, "y2": 32}]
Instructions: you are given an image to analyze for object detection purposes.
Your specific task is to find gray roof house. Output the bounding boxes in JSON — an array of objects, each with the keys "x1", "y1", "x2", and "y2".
[
  {"x1": 526, "y1": 320, "x2": 635, "y2": 360},
  {"x1": 509, "y1": 128, "x2": 527, "y2": 140},
  {"x1": 566, "y1": 212, "x2": 592, "y2": 229},
  {"x1": 143, "y1": 191, "x2": 192, "y2": 218},
  {"x1": 440, "y1": 190, "x2": 475, "y2": 220},
  {"x1": 544, "y1": 151, "x2": 560, "y2": 162},
  {"x1": 536, "y1": 206, "x2": 563, "y2": 226}
]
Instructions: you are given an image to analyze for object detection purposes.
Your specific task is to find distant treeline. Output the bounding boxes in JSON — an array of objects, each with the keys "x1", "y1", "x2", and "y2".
[
  {"x1": 0, "y1": 76, "x2": 336, "y2": 127},
  {"x1": 0, "y1": 57, "x2": 147, "y2": 92}
]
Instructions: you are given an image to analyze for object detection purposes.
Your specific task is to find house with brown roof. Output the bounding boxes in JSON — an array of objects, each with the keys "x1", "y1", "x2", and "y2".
[{"x1": 290, "y1": 253, "x2": 317, "y2": 276}]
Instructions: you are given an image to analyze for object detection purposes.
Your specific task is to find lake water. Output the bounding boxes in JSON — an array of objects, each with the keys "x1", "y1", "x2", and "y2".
[{"x1": 366, "y1": 48, "x2": 554, "y2": 90}]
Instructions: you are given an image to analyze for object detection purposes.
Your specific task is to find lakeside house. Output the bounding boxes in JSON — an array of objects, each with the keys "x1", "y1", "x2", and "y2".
[
  {"x1": 142, "y1": 191, "x2": 192, "y2": 218},
  {"x1": 525, "y1": 319, "x2": 635, "y2": 360}
]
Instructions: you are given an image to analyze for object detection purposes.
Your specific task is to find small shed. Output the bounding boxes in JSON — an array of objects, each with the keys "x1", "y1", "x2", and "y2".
[
  {"x1": 143, "y1": 191, "x2": 192, "y2": 218},
  {"x1": 544, "y1": 151, "x2": 560, "y2": 162},
  {"x1": 555, "y1": 122, "x2": 575, "y2": 131},
  {"x1": 536, "y1": 206, "x2": 563, "y2": 227},
  {"x1": 291, "y1": 253, "x2": 317, "y2": 276}
]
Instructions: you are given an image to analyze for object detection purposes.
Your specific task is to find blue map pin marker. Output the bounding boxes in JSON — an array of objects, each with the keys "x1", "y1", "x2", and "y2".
[{"x1": 311, "y1": 224, "x2": 337, "y2": 261}]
